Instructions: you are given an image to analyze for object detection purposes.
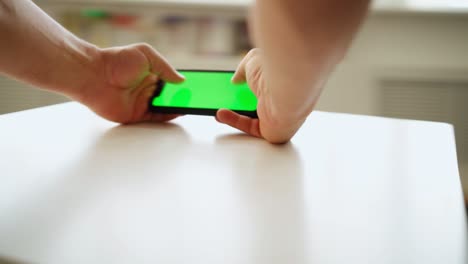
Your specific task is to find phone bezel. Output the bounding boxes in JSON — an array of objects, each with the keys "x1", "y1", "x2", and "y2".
[{"x1": 148, "y1": 69, "x2": 258, "y2": 118}]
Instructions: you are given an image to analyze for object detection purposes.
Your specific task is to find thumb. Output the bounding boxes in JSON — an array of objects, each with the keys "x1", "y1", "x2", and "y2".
[
  {"x1": 137, "y1": 43, "x2": 185, "y2": 83},
  {"x1": 232, "y1": 48, "x2": 262, "y2": 84},
  {"x1": 232, "y1": 57, "x2": 248, "y2": 84}
]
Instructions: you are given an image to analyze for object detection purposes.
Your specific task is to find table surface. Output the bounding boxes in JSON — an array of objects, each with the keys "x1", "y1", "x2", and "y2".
[{"x1": 0, "y1": 102, "x2": 466, "y2": 264}]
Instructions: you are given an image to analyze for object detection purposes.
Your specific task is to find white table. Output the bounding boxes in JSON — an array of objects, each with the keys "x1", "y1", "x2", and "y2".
[{"x1": 0, "y1": 103, "x2": 466, "y2": 264}]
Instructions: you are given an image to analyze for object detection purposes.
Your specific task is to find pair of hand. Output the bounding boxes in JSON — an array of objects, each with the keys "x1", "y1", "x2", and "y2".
[{"x1": 80, "y1": 44, "x2": 302, "y2": 143}]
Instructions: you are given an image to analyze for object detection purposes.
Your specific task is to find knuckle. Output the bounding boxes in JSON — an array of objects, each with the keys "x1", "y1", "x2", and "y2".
[
  {"x1": 248, "y1": 48, "x2": 262, "y2": 57},
  {"x1": 246, "y1": 61, "x2": 262, "y2": 86},
  {"x1": 136, "y1": 43, "x2": 153, "y2": 52}
]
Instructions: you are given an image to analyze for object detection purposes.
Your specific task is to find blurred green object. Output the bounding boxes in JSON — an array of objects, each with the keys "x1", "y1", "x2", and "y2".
[{"x1": 81, "y1": 9, "x2": 109, "y2": 19}]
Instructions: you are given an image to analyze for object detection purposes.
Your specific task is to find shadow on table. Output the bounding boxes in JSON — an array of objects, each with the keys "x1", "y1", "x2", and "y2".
[
  {"x1": 216, "y1": 134, "x2": 307, "y2": 263},
  {"x1": 1, "y1": 124, "x2": 308, "y2": 263},
  {"x1": 0, "y1": 122, "x2": 191, "y2": 260},
  {"x1": 0, "y1": 256, "x2": 27, "y2": 264}
]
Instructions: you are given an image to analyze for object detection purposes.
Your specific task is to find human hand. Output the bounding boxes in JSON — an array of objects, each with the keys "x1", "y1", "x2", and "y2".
[
  {"x1": 216, "y1": 49, "x2": 307, "y2": 144},
  {"x1": 77, "y1": 43, "x2": 184, "y2": 124}
]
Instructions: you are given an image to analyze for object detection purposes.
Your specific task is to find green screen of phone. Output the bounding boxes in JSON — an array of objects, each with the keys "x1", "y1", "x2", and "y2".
[{"x1": 151, "y1": 71, "x2": 257, "y2": 111}]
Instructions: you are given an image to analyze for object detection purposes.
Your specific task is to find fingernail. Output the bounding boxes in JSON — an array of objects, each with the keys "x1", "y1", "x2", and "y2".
[{"x1": 177, "y1": 72, "x2": 185, "y2": 79}]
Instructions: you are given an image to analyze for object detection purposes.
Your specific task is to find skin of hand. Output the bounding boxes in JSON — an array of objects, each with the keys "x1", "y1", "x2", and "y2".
[
  {"x1": 0, "y1": 0, "x2": 183, "y2": 125},
  {"x1": 1, "y1": 0, "x2": 369, "y2": 143},
  {"x1": 216, "y1": 49, "x2": 306, "y2": 144},
  {"x1": 217, "y1": 0, "x2": 370, "y2": 144},
  {"x1": 76, "y1": 43, "x2": 185, "y2": 124}
]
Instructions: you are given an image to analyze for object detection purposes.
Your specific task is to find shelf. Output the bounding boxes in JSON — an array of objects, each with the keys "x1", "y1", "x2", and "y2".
[
  {"x1": 38, "y1": 0, "x2": 251, "y2": 7},
  {"x1": 37, "y1": 0, "x2": 251, "y2": 16},
  {"x1": 167, "y1": 55, "x2": 242, "y2": 71},
  {"x1": 38, "y1": 0, "x2": 468, "y2": 15},
  {"x1": 373, "y1": 0, "x2": 468, "y2": 16}
]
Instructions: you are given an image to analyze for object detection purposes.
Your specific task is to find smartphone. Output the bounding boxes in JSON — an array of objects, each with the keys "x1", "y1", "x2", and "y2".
[{"x1": 149, "y1": 70, "x2": 258, "y2": 118}]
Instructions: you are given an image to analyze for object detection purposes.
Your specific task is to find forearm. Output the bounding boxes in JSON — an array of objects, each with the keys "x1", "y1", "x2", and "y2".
[
  {"x1": 0, "y1": 0, "x2": 100, "y2": 100},
  {"x1": 254, "y1": 0, "x2": 370, "y2": 123}
]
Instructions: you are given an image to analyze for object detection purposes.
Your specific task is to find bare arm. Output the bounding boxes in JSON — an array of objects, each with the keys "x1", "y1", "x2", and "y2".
[
  {"x1": 0, "y1": 0, "x2": 183, "y2": 123},
  {"x1": 217, "y1": 0, "x2": 370, "y2": 143},
  {"x1": 0, "y1": 0, "x2": 99, "y2": 99}
]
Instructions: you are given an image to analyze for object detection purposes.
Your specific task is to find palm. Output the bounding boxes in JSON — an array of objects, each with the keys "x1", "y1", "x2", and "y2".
[{"x1": 216, "y1": 49, "x2": 301, "y2": 144}]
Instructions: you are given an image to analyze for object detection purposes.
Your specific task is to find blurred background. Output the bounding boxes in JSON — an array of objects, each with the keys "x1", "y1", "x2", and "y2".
[{"x1": 1, "y1": 0, "x2": 467, "y2": 201}]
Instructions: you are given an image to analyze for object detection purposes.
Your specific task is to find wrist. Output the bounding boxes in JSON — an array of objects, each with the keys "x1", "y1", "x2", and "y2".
[{"x1": 63, "y1": 40, "x2": 103, "y2": 103}]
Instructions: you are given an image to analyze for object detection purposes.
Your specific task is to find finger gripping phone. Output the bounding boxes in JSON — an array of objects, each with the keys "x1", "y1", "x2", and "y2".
[{"x1": 149, "y1": 70, "x2": 258, "y2": 118}]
